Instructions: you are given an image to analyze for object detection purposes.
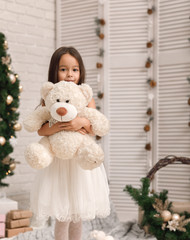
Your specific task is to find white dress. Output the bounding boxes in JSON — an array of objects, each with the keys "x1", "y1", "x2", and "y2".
[{"x1": 30, "y1": 157, "x2": 110, "y2": 223}]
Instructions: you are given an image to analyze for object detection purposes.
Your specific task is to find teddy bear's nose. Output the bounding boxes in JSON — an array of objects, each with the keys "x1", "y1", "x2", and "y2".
[{"x1": 56, "y1": 107, "x2": 67, "y2": 116}]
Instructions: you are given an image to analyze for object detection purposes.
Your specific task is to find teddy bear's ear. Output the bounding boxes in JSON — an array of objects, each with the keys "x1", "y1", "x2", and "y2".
[
  {"x1": 79, "y1": 84, "x2": 93, "y2": 103},
  {"x1": 41, "y1": 82, "x2": 54, "y2": 99}
]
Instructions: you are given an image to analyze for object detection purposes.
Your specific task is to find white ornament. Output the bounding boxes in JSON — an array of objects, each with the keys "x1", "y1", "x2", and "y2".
[
  {"x1": 9, "y1": 137, "x2": 18, "y2": 147},
  {"x1": 172, "y1": 213, "x2": 180, "y2": 221}
]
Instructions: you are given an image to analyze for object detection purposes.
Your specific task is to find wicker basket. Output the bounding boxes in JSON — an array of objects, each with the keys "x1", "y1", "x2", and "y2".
[{"x1": 138, "y1": 155, "x2": 190, "y2": 233}]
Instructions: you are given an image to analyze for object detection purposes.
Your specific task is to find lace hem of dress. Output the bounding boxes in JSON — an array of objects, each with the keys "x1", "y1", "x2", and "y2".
[{"x1": 33, "y1": 207, "x2": 111, "y2": 223}]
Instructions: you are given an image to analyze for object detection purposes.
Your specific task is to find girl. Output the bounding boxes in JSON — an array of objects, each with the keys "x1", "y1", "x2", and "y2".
[{"x1": 31, "y1": 47, "x2": 110, "y2": 240}]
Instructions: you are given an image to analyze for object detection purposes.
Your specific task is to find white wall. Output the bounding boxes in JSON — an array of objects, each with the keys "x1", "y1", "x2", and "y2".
[{"x1": 0, "y1": 0, "x2": 55, "y2": 204}]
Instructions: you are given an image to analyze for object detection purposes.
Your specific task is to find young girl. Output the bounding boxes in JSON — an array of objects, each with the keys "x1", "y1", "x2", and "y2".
[{"x1": 31, "y1": 47, "x2": 110, "y2": 240}]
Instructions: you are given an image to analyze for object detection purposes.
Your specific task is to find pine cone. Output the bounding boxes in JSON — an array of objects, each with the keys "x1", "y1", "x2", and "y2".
[
  {"x1": 147, "y1": 8, "x2": 153, "y2": 15},
  {"x1": 149, "y1": 80, "x2": 156, "y2": 88},
  {"x1": 96, "y1": 62, "x2": 103, "y2": 68},
  {"x1": 99, "y1": 33, "x2": 104, "y2": 39},
  {"x1": 145, "y1": 61, "x2": 151, "y2": 68},
  {"x1": 188, "y1": 98, "x2": 190, "y2": 105},
  {"x1": 144, "y1": 125, "x2": 150, "y2": 132},
  {"x1": 100, "y1": 19, "x2": 105, "y2": 25},
  {"x1": 147, "y1": 42, "x2": 153, "y2": 48},
  {"x1": 145, "y1": 143, "x2": 151, "y2": 151},
  {"x1": 147, "y1": 108, "x2": 152, "y2": 115}
]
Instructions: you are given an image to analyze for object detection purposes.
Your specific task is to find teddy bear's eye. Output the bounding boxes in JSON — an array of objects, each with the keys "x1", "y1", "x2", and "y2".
[
  {"x1": 56, "y1": 99, "x2": 60, "y2": 102},
  {"x1": 66, "y1": 100, "x2": 70, "y2": 103}
]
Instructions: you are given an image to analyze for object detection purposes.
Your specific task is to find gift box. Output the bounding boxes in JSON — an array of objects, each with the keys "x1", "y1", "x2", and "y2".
[
  {"x1": 0, "y1": 198, "x2": 18, "y2": 215},
  {"x1": 6, "y1": 227, "x2": 33, "y2": 238},
  {"x1": 6, "y1": 218, "x2": 30, "y2": 229},
  {"x1": 0, "y1": 214, "x2": 6, "y2": 238},
  {"x1": 8, "y1": 210, "x2": 32, "y2": 220}
]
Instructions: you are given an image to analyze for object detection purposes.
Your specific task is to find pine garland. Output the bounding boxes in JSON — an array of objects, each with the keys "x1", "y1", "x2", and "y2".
[
  {"x1": 124, "y1": 178, "x2": 190, "y2": 240},
  {"x1": 0, "y1": 32, "x2": 20, "y2": 186}
]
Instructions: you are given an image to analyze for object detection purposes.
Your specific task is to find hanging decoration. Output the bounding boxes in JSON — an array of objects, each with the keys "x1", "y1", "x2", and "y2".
[
  {"x1": 144, "y1": 2, "x2": 156, "y2": 174},
  {"x1": 94, "y1": 4, "x2": 106, "y2": 142},
  {"x1": 0, "y1": 32, "x2": 22, "y2": 186}
]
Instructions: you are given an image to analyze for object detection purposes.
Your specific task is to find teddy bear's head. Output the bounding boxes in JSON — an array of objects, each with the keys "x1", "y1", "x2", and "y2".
[{"x1": 41, "y1": 81, "x2": 93, "y2": 122}]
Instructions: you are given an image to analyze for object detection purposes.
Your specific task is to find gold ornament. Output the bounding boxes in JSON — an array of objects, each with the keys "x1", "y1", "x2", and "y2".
[
  {"x1": 6, "y1": 95, "x2": 13, "y2": 105},
  {"x1": 9, "y1": 73, "x2": 16, "y2": 84},
  {"x1": 172, "y1": 213, "x2": 180, "y2": 221},
  {"x1": 9, "y1": 163, "x2": 16, "y2": 171},
  {"x1": 19, "y1": 85, "x2": 23, "y2": 92},
  {"x1": 13, "y1": 123, "x2": 22, "y2": 131},
  {"x1": 3, "y1": 40, "x2": 8, "y2": 49},
  {"x1": 0, "y1": 136, "x2": 6, "y2": 146},
  {"x1": 11, "y1": 107, "x2": 17, "y2": 111},
  {"x1": 161, "y1": 210, "x2": 172, "y2": 222}
]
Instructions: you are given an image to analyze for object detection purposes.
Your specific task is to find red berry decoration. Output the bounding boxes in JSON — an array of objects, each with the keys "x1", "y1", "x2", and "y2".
[
  {"x1": 96, "y1": 62, "x2": 103, "y2": 69},
  {"x1": 144, "y1": 125, "x2": 150, "y2": 132}
]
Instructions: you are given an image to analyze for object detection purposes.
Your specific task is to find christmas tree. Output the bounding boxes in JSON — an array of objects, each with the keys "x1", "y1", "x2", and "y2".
[{"x1": 0, "y1": 32, "x2": 22, "y2": 186}]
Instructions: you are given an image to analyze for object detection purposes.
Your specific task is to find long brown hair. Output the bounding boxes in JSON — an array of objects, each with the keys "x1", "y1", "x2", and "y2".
[
  {"x1": 40, "y1": 46, "x2": 85, "y2": 106},
  {"x1": 48, "y1": 46, "x2": 85, "y2": 85}
]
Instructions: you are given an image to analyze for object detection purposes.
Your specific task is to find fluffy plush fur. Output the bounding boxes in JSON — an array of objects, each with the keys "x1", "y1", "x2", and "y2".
[{"x1": 23, "y1": 81, "x2": 109, "y2": 170}]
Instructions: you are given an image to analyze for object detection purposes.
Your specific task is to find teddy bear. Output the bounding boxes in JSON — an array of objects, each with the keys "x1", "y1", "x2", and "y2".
[{"x1": 23, "y1": 81, "x2": 109, "y2": 170}]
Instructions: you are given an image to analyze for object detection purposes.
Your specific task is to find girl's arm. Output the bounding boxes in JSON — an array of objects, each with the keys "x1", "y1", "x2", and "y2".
[{"x1": 38, "y1": 98, "x2": 96, "y2": 136}]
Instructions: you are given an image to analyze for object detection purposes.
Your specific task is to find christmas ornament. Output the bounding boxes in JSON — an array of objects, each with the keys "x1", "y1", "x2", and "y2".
[
  {"x1": 172, "y1": 213, "x2": 180, "y2": 221},
  {"x1": 9, "y1": 73, "x2": 16, "y2": 84},
  {"x1": 95, "y1": 17, "x2": 105, "y2": 26},
  {"x1": 0, "y1": 136, "x2": 6, "y2": 146},
  {"x1": 147, "y1": 41, "x2": 153, "y2": 48},
  {"x1": 3, "y1": 40, "x2": 8, "y2": 49},
  {"x1": 19, "y1": 85, "x2": 23, "y2": 92},
  {"x1": 6, "y1": 95, "x2": 13, "y2": 105},
  {"x1": 146, "y1": 108, "x2": 152, "y2": 115},
  {"x1": 97, "y1": 91, "x2": 104, "y2": 99},
  {"x1": 96, "y1": 62, "x2": 103, "y2": 68},
  {"x1": 161, "y1": 210, "x2": 172, "y2": 222},
  {"x1": 144, "y1": 124, "x2": 150, "y2": 132},
  {"x1": 145, "y1": 143, "x2": 151, "y2": 151},
  {"x1": 9, "y1": 163, "x2": 16, "y2": 171},
  {"x1": 11, "y1": 107, "x2": 17, "y2": 111},
  {"x1": 13, "y1": 123, "x2": 22, "y2": 131},
  {"x1": 147, "y1": 79, "x2": 156, "y2": 88}
]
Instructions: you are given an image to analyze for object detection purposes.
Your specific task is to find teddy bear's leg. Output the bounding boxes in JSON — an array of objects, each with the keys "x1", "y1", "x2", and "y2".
[
  {"x1": 24, "y1": 137, "x2": 54, "y2": 169},
  {"x1": 77, "y1": 138, "x2": 104, "y2": 170}
]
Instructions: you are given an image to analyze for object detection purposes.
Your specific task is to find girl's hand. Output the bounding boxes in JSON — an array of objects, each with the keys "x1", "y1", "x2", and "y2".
[
  {"x1": 38, "y1": 122, "x2": 67, "y2": 136},
  {"x1": 59, "y1": 116, "x2": 88, "y2": 131}
]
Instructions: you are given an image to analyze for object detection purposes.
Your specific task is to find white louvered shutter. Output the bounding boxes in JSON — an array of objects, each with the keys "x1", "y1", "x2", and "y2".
[
  {"x1": 56, "y1": 0, "x2": 99, "y2": 104},
  {"x1": 107, "y1": 0, "x2": 149, "y2": 221},
  {"x1": 156, "y1": 0, "x2": 190, "y2": 201}
]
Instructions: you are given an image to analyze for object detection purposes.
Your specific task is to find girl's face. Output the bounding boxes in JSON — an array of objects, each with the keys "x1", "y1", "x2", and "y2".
[{"x1": 58, "y1": 53, "x2": 80, "y2": 84}]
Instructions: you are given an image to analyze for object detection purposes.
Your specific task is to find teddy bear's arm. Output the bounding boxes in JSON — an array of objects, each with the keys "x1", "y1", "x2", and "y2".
[
  {"x1": 81, "y1": 108, "x2": 109, "y2": 136},
  {"x1": 23, "y1": 106, "x2": 51, "y2": 132}
]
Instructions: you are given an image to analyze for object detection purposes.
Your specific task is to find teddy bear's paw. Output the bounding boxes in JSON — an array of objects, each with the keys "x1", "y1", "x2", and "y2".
[
  {"x1": 77, "y1": 145, "x2": 104, "y2": 170},
  {"x1": 24, "y1": 143, "x2": 53, "y2": 169}
]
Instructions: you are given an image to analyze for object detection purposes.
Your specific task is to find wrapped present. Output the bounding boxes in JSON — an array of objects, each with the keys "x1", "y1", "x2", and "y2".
[
  {"x1": 9, "y1": 210, "x2": 32, "y2": 220},
  {"x1": 0, "y1": 222, "x2": 5, "y2": 238},
  {"x1": 6, "y1": 218, "x2": 30, "y2": 229},
  {"x1": 6, "y1": 227, "x2": 33, "y2": 238},
  {"x1": 0, "y1": 198, "x2": 18, "y2": 215},
  {"x1": 0, "y1": 214, "x2": 6, "y2": 238}
]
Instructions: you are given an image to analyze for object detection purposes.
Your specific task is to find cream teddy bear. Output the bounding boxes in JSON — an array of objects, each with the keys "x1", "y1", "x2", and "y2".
[{"x1": 23, "y1": 81, "x2": 109, "y2": 170}]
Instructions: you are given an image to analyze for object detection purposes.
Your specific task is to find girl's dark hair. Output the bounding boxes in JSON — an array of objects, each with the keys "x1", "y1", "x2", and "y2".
[{"x1": 48, "y1": 46, "x2": 85, "y2": 85}]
